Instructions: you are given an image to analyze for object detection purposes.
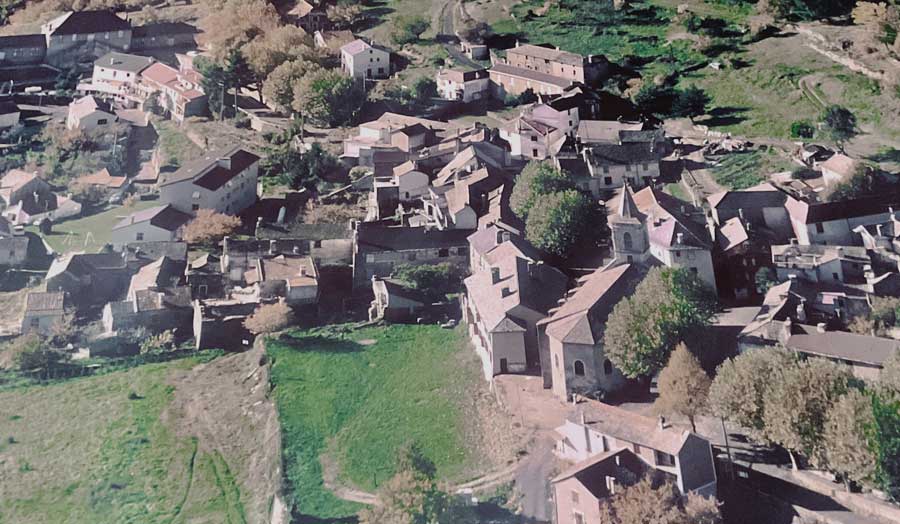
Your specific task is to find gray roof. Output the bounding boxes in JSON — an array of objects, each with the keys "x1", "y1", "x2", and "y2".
[
  {"x1": 489, "y1": 63, "x2": 572, "y2": 88},
  {"x1": 159, "y1": 145, "x2": 260, "y2": 188},
  {"x1": 787, "y1": 325, "x2": 898, "y2": 367},
  {"x1": 569, "y1": 400, "x2": 694, "y2": 456},
  {"x1": 24, "y1": 291, "x2": 66, "y2": 312},
  {"x1": 95, "y1": 52, "x2": 154, "y2": 73}
]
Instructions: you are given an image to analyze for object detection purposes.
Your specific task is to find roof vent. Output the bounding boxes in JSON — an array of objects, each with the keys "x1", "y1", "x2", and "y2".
[{"x1": 817, "y1": 322, "x2": 827, "y2": 333}]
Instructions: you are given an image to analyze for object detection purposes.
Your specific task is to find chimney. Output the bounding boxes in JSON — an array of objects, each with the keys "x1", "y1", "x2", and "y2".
[
  {"x1": 877, "y1": 224, "x2": 884, "y2": 237},
  {"x1": 790, "y1": 238, "x2": 798, "y2": 246},
  {"x1": 658, "y1": 415, "x2": 666, "y2": 430},
  {"x1": 781, "y1": 317, "x2": 793, "y2": 343},
  {"x1": 796, "y1": 300, "x2": 807, "y2": 322},
  {"x1": 606, "y1": 476, "x2": 617, "y2": 495},
  {"x1": 817, "y1": 322, "x2": 827, "y2": 333},
  {"x1": 292, "y1": 246, "x2": 300, "y2": 255},
  {"x1": 676, "y1": 232, "x2": 684, "y2": 245},
  {"x1": 491, "y1": 267, "x2": 500, "y2": 284},
  {"x1": 222, "y1": 236, "x2": 230, "y2": 256},
  {"x1": 269, "y1": 239, "x2": 277, "y2": 255}
]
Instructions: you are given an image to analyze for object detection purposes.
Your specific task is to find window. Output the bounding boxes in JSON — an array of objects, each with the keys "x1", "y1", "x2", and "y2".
[
  {"x1": 573, "y1": 513, "x2": 585, "y2": 524},
  {"x1": 554, "y1": 354, "x2": 560, "y2": 369},
  {"x1": 573, "y1": 360, "x2": 585, "y2": 376},
  {"x1": 643, "y1": 163, "x2": 649, "y2": 171},
  {"x1": 30, "y1": 318, "x2": 39, "y2": 328},
  {"x1": 690, "y1": 267, "x2": 698, "y2": 275},
  {"x1": 97, "y1": 119, "x2": 108, "y2": 125},
  {"x1": 136, "y1": 232, "x2": 144, "y2": 241},
  {"x1": 530, "y1": 135, "x2": 538, "y2": 142},
  {"x1": 192, "y1": 204, "x2": 200, "y2": 211},
  {"x1": 675, "y1": 250, "x2": 681, "y2": 257},
  {"x1": 602, "y1": 166, "x2": 609, "y2": 174},
  {"x1": 603, "y1": 359, "x2": 613, "y2": 375},
  {"x1": 438, "y1": 248, "x2": 449, "y2": 257},
  {"x1": 622, "y1": 232, "x2": 633, "y2": 251},
  {"x1": 815, "y1": 223, "x2": 825, "y2": 234},
  {"x1": 532, "y1": 149, "x2": 538, "y2": 157},
  {"x1": 603, "y1": 176, "x2": 612, "y2": 185},
  {"x1": 633, "y1": 443, "x2": 642, "y2": 454},
  {"x1": 655, "y1": 450, "x2": 676, "y2": 467},
  {"x1": 625, "y1": 164, "x2": 632, "y2": 172},
  {"x1": 313, "y1": 240, "x2": 322, "y2": 248},
  {"x1": 407, "y1": 253, "x2": 417, "y2": 261},
  {"x1": 601, "y1": 435, "x2": 609, "y2": 452},
  {"x1": 570, "y1": 491, "x2": 579, "y2": 504}
]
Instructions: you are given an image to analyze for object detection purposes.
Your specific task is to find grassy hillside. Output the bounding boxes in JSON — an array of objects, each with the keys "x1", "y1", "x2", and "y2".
[
  {"x1": 0, "y1": 355, "x2": 247, "y2": 524},
  {"x1": 267, "y1": 324, "x2": 487, "y2": 521}
]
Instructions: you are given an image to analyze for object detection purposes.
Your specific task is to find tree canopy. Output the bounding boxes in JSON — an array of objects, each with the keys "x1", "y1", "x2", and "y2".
[
  {"x1": 525, "y1": 189, "x2": 600, "y2": 257},
  {"x1": 604, "y1": 267, "x2": 718, "y2": 379},
  {"x1": 655, "y1": 343, "x2": 711, "y2": 432},
  {"x1": 183, "y1": 209, "x2": 242, "y2": 245},
  {"x1": 509, "y1": 161, "x2": 577, "y2": 219},
  {"x1": 292, "y1": 69, "x2": 366, "y2": 127},
  {"x1": 821, "y1": 105, "x2": 857, "y2": 151},
  {"x1": 823, "y1": 389, "x2": 877, "y2": 488}
]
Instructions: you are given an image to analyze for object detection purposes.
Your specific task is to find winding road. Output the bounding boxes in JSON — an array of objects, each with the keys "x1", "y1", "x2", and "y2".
[{"x1": 436, "y1": 0, "x2": 483, "y2": 70}]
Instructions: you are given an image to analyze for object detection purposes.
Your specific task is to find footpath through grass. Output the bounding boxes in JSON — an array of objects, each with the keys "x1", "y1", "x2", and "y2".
[
  {"x1": 267, "y1": 324, "x2": 476, "y2": 521},
  {"x1": 0, "y1": 355, "x2": 246, "y2": 524}
]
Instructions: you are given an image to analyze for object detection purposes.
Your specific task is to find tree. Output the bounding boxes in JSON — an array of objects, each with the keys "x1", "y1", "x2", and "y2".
[
  {"x1": 182, "y1": 209, "x2": 242, "y2": 245},
  {"x1": 391, "y1": 15, "x2": 430, "y2": 45},
  {"x1": 600, "y1": 477, "x2": 722, "y2": 524},
  {"x1": 54, "y1": 67, "x2": 80, "y2": 92},
  {"x1": 633, "y1": 83, "x2": 676, "y2": 117},
  {"x1": 823, "y1": 389, "x2": 877, "y2": 490},
  {"x1": 195, "y1": 56, "x2": 230, "y2": 119},
  {"x1": 882, "y1": 349, "x2": 900, "y2": 394},
  {"x1": 763, "y1": 357, "x2": 852, "y2": 469},
  {"x1": 243, "y1": 25, "x2": 321, "y2": 101},
  {"x1": 70, "y1": 179, "x2": 108, "y2": 209},
  {"x1": 671, "y1": 86, "x2": 710, "y2": 119},
  {"x1": 244, "y1": 302, "x2": 294, "y2": 334},
  {"x1": 140, "y1": 330, "x2": 176, "y2": 354},
  {"x1": 525, "y1": 189, "x2": 600, "y2": 257},
  {"x1": 822, "y1": 165, "x2": 882, "y2": 202},
  {"x1": 267, "y1": 142, "x2": 338, "y2": 191},
  {"x1": 200, "y1": 0, "x2": 281, "y2": 57},
  {"x1": 411, "y1": 77, "x2": 437, "y2": 104},
  {"x1": 871, "y1": 393, "x2": 900, "y2": 502},
  {"x1": 262, "y1": 59, "x2": 322, "y2": 112},
  {"x1": 754, "y1": 266, "x2": 777, "y2": 294},
  {"x1": 457, "y1": 20, "x2": 492, "y2": 43},
  {"x1": 509, "y1": 161, "x2": 576, "y2": 219},
  {"x1": 604, "y1": 267, "x2": 718, "y2": 379},
  {"x1": 821, "y1": 105, "x2": 857, "y2": 151},
  {"x1": 13, "y1": 334, "x2": 64, "y2": 372},
  {"x1": 392, "y1": 263, "x2": 460, "y2": 299},
  {"x1": 709, "y1": 347, "x2": 797, "y2": 440},
  {"x1": 655, "y1": 343, "x2": 711, "y2": 432},
  {"x1": 791, "y1": 120, "x2": 815, "y2": 139},
  {"x1": 327, "y1": 2, "x2": 365, "y2": 30},
  {"x1": 292, "y1": 69, "x2": 366, "y2": 127},
  {"x1": 762, "y1": 0, "x2": 855, "y2": 20}
]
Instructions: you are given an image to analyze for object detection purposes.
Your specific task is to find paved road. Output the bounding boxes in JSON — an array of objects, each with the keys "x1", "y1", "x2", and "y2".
[
  {"x1": 436, "y1": 0, "x2": 483, "y2": 70},
  {"x1": 513, "y1": 433, "x2": 557, "y2": 523}
]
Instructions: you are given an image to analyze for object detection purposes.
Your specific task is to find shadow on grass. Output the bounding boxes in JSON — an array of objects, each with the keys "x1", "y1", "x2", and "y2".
[
  {"x1": 869, "y1": 148, "x2": 900, "y2": 164},
  {"x1": 356, "y1": 1, "x2": 394, "y2": 33},
  {"x1": 276, "y1": 334, "x2": 367, "y2": 354},
  {"x1": 293, "y1": 511, "x2": 358, "y2": 524},
  {"x1": 700, "y1": 106, "x2": 749, "y2": 127}
]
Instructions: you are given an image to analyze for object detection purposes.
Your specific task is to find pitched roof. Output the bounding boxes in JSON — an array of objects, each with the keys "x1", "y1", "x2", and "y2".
[
  {"x1": 252, "y1": 254, "x2": 317, "y2": 287},
  {"x1": 437, "y1": 68, "x2": 489, "y2": 83},
  {"x1": 342, "y1": 38, "x2": 389, "y2": 56},
  {"x1": 610, "y1": 186, "x2": 711, "y2": 250},
  {"x1": 24, "y1": 291, "x2": 66, "y2": 312},
  {"x1": 568, "y1": 400, "x2": 694, "y2": 456},
  {"x1": 468, "y1": 225, "x2": 541, "y2": 261},
  {"x1": 551, "y1": 448, "x2": 647, "y2": 499},
  {"x1": 132, "y1": 21, "x2": 199, "y2": 38},
  {"x1": 47, "y1": 10, "x2": 131, "y2": 36},
  {"x1": 786, "y1": 193, "x2": 900, "y2": 224},
  {"x1": 95, "y1": 52, "x2": 154, "y2": 73},
  {"x1": 0, "y1": 101, "x2": 19, "y2": 116},
  {"x1": 434, "y1": 143, "x2": 507, "y2": 186},
  {"x1": 707, "y1": 182, "x2": 787, "y2": 210},
  {"x1": 78, "y1": 168, "x2": 127, "y2": 189},
  {"x1": 112, "y1": 204, "x2": 192, "y2": 232},
  {"x1": 356, "y1": 224, "x2": 471, "y2": 252},
  {"x1": 489, "y1": 63, "x2": 572, "y2": 88},
  {"x1": 787, "y1": 325, "x2": 898, "y2": 367},
  {"x1": 0, "y1": 34, "x2": 46, "y2": 49},
  {"x1": 376, "y1": 278, "x2": 430, "y2": 304},
  {"x1": 289, "y1": 0, "x2": 320, "y2": 17},
  {"x1": 576, "y1": 120, "x2": 644, "y2": 143},
  {"x1": 129, "y1": 256, "x2": 185, "y2": 293},
  {"x1": 584, "y1": 142, "x2": 659, "y2": 165},
  {"x1": 820, "y1": 153, "x2": 859, "y2": 178},
  {"x1": 159, "y1": 145, "x2": 260, "y2": 189},
  {"x1": 717, "y1": 216, "x2": 749, "y2": 252},
  {"x1": 315, "y1": 30, "x2": 356, "y2": 52},
  {"x1": 68, "y1": 95, "x2": 114, "y2": 121},
  {"x1": 542, "y1": 264, "x2": 638, "y2": 345},
  {"x1": 508, "y1": 43, "x2": 584, "y2": 66},
  {"x1": 123, "y1": 241, "x2": 188, "y2": 262}
]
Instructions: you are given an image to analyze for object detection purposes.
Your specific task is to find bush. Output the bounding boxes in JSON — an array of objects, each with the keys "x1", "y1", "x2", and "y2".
[
  {"x1": 182, "y1": 209, "x2": 242, "y2": 245},
  {"x1": 392, "y1": 15, "x2": 430, "y2": 45},
  {"x1": 791, "y1": 120, "x2": 815, "y2": 139}
]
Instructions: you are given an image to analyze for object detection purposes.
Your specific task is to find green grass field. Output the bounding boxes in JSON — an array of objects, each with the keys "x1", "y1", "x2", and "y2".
[
  {"x1": 155, "y1": 118, "x2": 203, "y2": 168},
  {"x1": 0, "y1": 356, "x2": 247, "y2": 524},
  {"x1": 267, "y1": 324, "x2": 480, "y2": 521},
  {"x1": 32, "y1": 199, "x2": 159, "y2": 254}
]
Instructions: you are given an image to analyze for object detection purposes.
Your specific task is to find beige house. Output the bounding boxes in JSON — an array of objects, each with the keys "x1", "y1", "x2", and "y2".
[
  {"x1": 556, "y1": 400, "x2": 717, "y2": 497},
  {"x1": 785, "y1": 194, "x2": 900, "y2": 246},
  {"x1": 501, "y1": 115, "x2": 565, "y2": 161},
  {"x1": 462, "y1": 242, "x2": 567, "y2": 380},
  {"x1": 424, "y1": 166, "x2": 508, "y2": 230},
  {"x1": 158, "y1": 146, "x2": 260, "y2": 215},
  {"x1": 66, "y1": 95, "x2": 118, "y2": 131},
  {"x1": 341, "y1": 39, "x2": 390, "y2": 80},
  {"x1": 89, "y1": 51, "x2": 153, "y2": 98},
  {"x1": 436, "y1": 68, "x2": 490, "y2": 102},
  {"x1": 538, "y1": 263, "x2": 641, "y2": 399},
  {"x1": 0, "y1": 169, "x2": 81, "y2": 226},
  {"x1": 244, "y1": 253, "x2": 319, "y2": 306},
  {"x1": 111, "y1": 204, "x2": 192, "y2": 246},
  {"x1": 488, "y1": 43, "x2": 607, "y2": 98}
]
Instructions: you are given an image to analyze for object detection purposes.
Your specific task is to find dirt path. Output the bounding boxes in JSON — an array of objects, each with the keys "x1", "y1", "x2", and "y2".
[{"x1": 164, "y1": 342, "x2": 288, "y2": 524}]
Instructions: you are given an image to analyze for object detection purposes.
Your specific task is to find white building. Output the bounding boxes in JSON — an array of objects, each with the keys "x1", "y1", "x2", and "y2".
[
  {"x1": 111, "y1": 204, "x2": 192, "y2": 246},
  {"x1": 341, "y1": 39, "x2": 390, "y2": 80},
  {"x1": 435, "y1": 68, "x2": 490, "y2": 102},
  {"x1": 158, "y1": 146, "x2": 260, "y2": 215},
  {"x1": 91, "y1": 51, "x2": 153, "y2": 93},
  {"x1": 66, "y1": 95, "x2": 118, "y2": 131}
]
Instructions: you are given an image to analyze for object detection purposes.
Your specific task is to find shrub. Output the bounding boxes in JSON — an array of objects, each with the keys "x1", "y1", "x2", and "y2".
[
  {"x1": 791, "y1": 120, "x2": 815, "y2": 139},
  {"x1": 391, "y1": 15, "x2": 430, "y2": 45},
  {"x1": 183, "y1": 209, "x2": 242, "y2": 245}
]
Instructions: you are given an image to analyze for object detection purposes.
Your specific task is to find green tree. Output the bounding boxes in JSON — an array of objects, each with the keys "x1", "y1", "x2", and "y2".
[
  {"x1": 754, "y1": 266, "x2": 777, "y2": 294},
  {"x1": 823, "y1": 389, "x2": 877, "y2": 490},
  {"x1": 292, "y1": 69, "x2": 366, "y2": 127},
  {"x1": 633, "y1": 83, "x2": 676, "y2": 117},
  {"x1": 262, "y1": 59, "x2": 322, "y2": 112},
  {"x1": 195, "y1": 56, "x2": 230, "y2": 119},
  {"x1": 392, "y1": 263, "x2": 460, "y2": 299},
  {"x1": 791, "y1": 120, "x2": 815, "y2": 139},
  {"x1": 871, "y1": 393, "x2": 900, "y2": 502},
  {"x1": 411, "y1": 77, "x2": 437, "y2": 104},
  {"x1": 267, "y1": 142, "x2": 338, "y2": 191},
  {"x1": 525, "y1": 189, "x2": 600, "y2": 257},
  {"x1": 823, "y1": 165, "x2": 881, "y2": 202},
  {"x1": 709, "y1": 347, "x2": 797, "y2": 441},
  {"x1": 391, "y1": 15, "x2": 430, "y2": 45},
  {"x1": 882, "y1": 349, "x2": 900, "y2": 394},
  {"x1": 655, "y1": 343, "x2": 711, "y2": 432},
  {"x1": 604, "y1": 267, "x2": 718, "y2": 379},
  {"x1": 509, "y1": 161, "x2": 576, "y2": 219},
  {"x1": 821, "y1": 105, "x2": 857, "y2": 151},
  {"x1": 671, "y1": 86, "x2": 710, "y2": 119},
  {"x1": 763, "y1": 358, "x2": 852, "y2": 470},
  {"x1": 13, "y1": 333, "x2": 64, "y2": 372}
]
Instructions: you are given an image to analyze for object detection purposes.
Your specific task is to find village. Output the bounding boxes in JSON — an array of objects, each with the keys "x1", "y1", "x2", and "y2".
[{"x1": 0, "y1": 0, "x2": 899, "y2": 523}]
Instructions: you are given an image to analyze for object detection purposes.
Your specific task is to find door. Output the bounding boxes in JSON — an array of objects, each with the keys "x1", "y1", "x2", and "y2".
[{"x1": 499, "y1": 358, "x2": 508, "y2": 373}]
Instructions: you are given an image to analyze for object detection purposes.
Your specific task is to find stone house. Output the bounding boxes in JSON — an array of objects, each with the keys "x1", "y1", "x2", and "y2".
[
  {"x1": 424, "y1": 166, "x2": 509, "y2": 230},
  {"x1": 111, "y1": 204, "x2": 192, "y2": 246},
  {"x1": 130, "y1": 22, "x2": 199, "y2": 51},
  {"x1": 103, "y1": 256, "x2": 192, "y2": 334},
  {"x1": 505, "y1": 43, "x2": 607, "y2": 85},
  {"x1": 771, "y1": 242, "x2": 870, "y2": 285},
  {"x1": 488, "y1": 63, "x2": 570, "y2": 98},
  {"x1": 66, "y1": 95, "x2": 118, "y2": 131},
  {"x1": 579, "y1": 143, "x2": 662, "y2": 196},
  {"x1": 435, "y1": 68, "x2": 490, "y2": 102},
  {"x1": 341, "y1": 39, "x2": 390, "y2": 80},
  {"x1": 0, "y1": 34, "x2": 46, "y2": 67},
  {"x1": 538, "y1": 263, "x2": 641, "y2": 400},
  {"x1": 244, "y1": 253, "x2": 319, "y2": 306},
  {"x1": 707, "y1": 182, "x2": 792, "y2": 242},
  {"x1": 0, "y1": 169, "x2": 81, "y2": 226},
  {"x1": 352, "y1": 222, "x2": 471, "y2": 288},
  {"x1": 193, "y1": 299, "x2": 257, "y2": 350},
  {"x1": 467, "y1": 225, "x2": 541, "y2": 274},
  {"x1": 556, "y1": 399, "x2": 717, "y2": 497},
  {"x1": 46, "y1": 252, "x2": 132, "y2": 307},
  {"x1": 369, "y1": 277, "x2": 429, "y2": 322},
  {"x1": 712, "y1": 216, "x2": 773, "y2": 301},
  {"x1": 608, "y1": 186, "x2": 717, "y2": 293},
  {"x1": 185, "y1": 253, "x2": 226, "y2": 300},
  {"x1": 41, "y1": 10, "x2": 133, "y2": 69},
  {"x1": 158, "y1": 145, "x2": 260, "y2": 215},
  {"x1": 0, "y1": 216, "x2": 30, "y2": 267},
  {"x1": 785, "y1": 194, "x2": 900, "y2": 246},
  {"x1": 501, "y1": 115, "x2": 566, "y2": 161},
  {"x1": 289, "y1": 0, "x2": 330, "y2": 33},
  {"x1": 21, "y1": 291, "x2": 67, "y2": 335},
  {"x1": 463, "y1": 246, "x2": 568, "y2": 379}
]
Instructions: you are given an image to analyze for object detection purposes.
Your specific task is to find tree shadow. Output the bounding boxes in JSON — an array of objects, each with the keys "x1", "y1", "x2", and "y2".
[
  {"x1": 356, "y1": 1, "x2": 395, "y2": 33},
  {"x1": 869, "y1": 148, "x2": 900, "y2": 164},
  {"x1": 699, "y1": 106, "x2": 749, "y2": 127},
  {"x1": 276, "y1": 334, "x2": 367, "y2": 354}
]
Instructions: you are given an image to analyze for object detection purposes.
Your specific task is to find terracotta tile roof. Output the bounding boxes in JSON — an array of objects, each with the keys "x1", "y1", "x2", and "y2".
[
  {"x1": 820, "y1": 153, "x2": 859, "y2": 178},
  {"x1": 568, "y1": 400, "x2": 693, "y2": 456},
  {"x1": 253, "y1": 254, "x2": 317, "y2": 287},
  {"x1": 24, "y1": 291, "x2": 66, "y2": 312},
  {"x1": 316, "y1": 30, "x2": 356, "y2": 52},
  {"x1": 541, "y1": 264, "x2": 638, "y2": 345},
  {"x1": 68, "y1": 95, "x2": 114, "y2": 121},
  {"x1": 551, "y1": 448, "x2": 648, "y2": 499},
  {"x1": 78, "y1": 168, "x2": 127, "y2": 189},
  {"x1": 584, "y1": 142, "x2": 659, "y2": 165},
  {"x1": 129, "y1": 256, "x2": 185, "y2": 294},
  {"x1": 434, "y1": 143, "x2": 507, "y2": 186},
  {"x1": 716, "y1": 217, "x2": 749, "y2": 252}
]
